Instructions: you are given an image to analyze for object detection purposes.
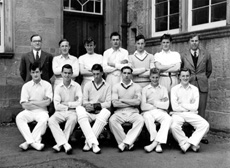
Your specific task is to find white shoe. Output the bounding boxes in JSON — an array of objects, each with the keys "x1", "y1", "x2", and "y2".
[
  {"x1": 83, "y1": 143, "x2": 91, "y2": 152},
  {"x1": 19, "y1": 142, "x2": 29, "y2": 150},
  {"x1": 129, "y1": 144, "x2": 134, "y2": 150},
  {"x1": 191, "y1": 145, "x2": 200, "y2": 152},
  {"x1": 118, "y1": 143, "x2": 126, "y2": 152},
  {"x1": 155, "y1": 144, "x2": 163, "y2": 153},
  {"x1": 92, "y1": 144, "x2": 101, "y2": 154},
  {"x1": 63, "y1": 143, "x2": 72, "y2": 154},
  {"x1": 180, "y1": 142, "x2": 190, "y2": 153},
  {"x1": 144, "y1": 141, "x2": 157, "y2": 153},
  {"x1": 52, "y1": 144, "x2": 61, "y2": 152},
  {"x1": 31, "y1": 143, "x2": 44, "y2": 151}
]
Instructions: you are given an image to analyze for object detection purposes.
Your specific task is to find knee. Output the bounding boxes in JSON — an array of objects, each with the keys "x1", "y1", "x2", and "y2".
[
  {"x1": 109, "y1": 115, "x2": 116, "y2": 125},
  {"x1": 142, "y1": 112, "x2": 151, "y2": 120},
  {"x1": 48, "y1": 116, "x2": 56, "y2": 126},
  {"x1": 76, "y1": 106, "x2": 87, "y2": 119}
]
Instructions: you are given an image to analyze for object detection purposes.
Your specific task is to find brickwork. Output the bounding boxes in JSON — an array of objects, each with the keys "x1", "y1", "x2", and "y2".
[{"x1": 0, "y1": 0, "x2": 62, "y2": 123}]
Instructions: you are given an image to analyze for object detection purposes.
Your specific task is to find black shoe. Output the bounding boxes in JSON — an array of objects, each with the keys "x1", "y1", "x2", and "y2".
[{"x1": 201, "y1": 138, "x2": 209, "y2": 144}]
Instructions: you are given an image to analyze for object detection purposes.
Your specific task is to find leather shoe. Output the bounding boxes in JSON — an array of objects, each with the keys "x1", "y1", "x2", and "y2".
[{"x1": 201, "y1": 139, "x2": 209, "y2": 144}]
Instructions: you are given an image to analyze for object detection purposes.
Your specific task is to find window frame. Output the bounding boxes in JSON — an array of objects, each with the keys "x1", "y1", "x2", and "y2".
[
  {"x1": 0, "y1": 0, "x2": 4, "y2": 52},
  {"x1": 152, "y1": 0, "x2": 180, "y2": 37},
  {"x1": 188, "y1": 0, "x2": 227, "y2": 32}
]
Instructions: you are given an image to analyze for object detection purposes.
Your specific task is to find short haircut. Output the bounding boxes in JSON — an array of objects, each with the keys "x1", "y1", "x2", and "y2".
[
  {"x1": 179, "y1": 68, "x2": 191, "y2": 76},
  {"x1": 121, "y1": 66, "x2": 133, "y2": 73},
  {"x1": 189, "y1": 33, "x2": 200, "y2": 41},
  {"x1": 61, "y1": 64, "x2": 73, "y2": 72},
  {"x1": 91, "y1": 64, "x2": 103, "y2": 72},
  {"x1": 160, "y1": 34, "x2": 172, "y2": 42},
  {"x1": 30, "y1": 34, "x2": 42, "y2": 42},
  {"x1": 135, "y1": 34, "x2": 145, "y2": 42},
  {"x1": 84, "y1": 37, "x2": 96, "y2": 45},
  {"x1": 59, "y1": 39, "x2": 69, "y2": 46},
  {"x1": 150, "y1": 68, "x2": 160, "y2": 76},
  {"x1": 29, "y1": 62, "x2": 41, "y2": 72},
  {"x1": 110, "y1": 32, "x2": 121, "y2": 39}
]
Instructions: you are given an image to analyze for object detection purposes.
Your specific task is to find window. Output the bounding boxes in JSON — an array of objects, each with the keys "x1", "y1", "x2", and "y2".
[
  {"x1": 188, "y1": 0, "x2": 227, "y2": 31},
  {"x1": 152, "y1": 0, "x2": 179, "y2": 37},
  {"x1": 64, "y1": 0, "x2": 103, "y2": 15},
  {"x1": 0, "y1": 0, "x2": 4, "y2": 52}
]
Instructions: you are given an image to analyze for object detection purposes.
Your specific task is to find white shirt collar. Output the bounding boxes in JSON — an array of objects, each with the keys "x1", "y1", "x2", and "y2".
[
  {"x1": 33, "y1": 50, "x2": 41, "y2": 58},
  {"x1": 190, "y1": 49, "x2": 199, "y2": 56}
]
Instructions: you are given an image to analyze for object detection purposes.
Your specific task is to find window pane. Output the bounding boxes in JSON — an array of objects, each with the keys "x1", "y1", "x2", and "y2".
[
  {"x1": 64, "y1": 0, "x2": 69, "y2": 8},
  {"x1": 156, "y1": 0, "x2": 167, "y2": 3},
  {"x1": 71, "y1": 0, "x2": 81, "y2": 10},
  {"x1": 156, "y1": 2, "x2": 168, "y2": 17},
  {"x1": 193, "y1": 0, "x2": 209, "y2": 8},
  {"x1": 192, "y1": 7, "x2": 209, "y2": 25},
  {"x1": 169, "y1": 14, "x2": 179, "y2": 29},
  {"x1": 170, "y1": 0, "x2": 179, "y2": 14},
  {"x1": 83, "y1": 1, "x2": 94, "y2": 12},
  {"x1": 211, "y1": 3, "x2": 226, "y2": 22},
  {"x1": 212, "y1": 0, "x2": 226, "y2": 4},
  {"x1": 156, "y1": 17, "x2": 167, "y2": 32},
  {"x1": 95, "y1": 1, "x2": 101, "y2": 13}
]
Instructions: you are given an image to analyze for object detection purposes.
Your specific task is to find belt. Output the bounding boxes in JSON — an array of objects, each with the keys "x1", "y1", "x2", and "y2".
[{"x1": 68, "y1": 108, "x2": 76, "y2": 111}]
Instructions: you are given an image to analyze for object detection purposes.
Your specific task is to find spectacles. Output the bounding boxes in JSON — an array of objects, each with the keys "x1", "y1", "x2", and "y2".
[{"x1": 32, "y1": 40, "x2": 42, "y2": 43}]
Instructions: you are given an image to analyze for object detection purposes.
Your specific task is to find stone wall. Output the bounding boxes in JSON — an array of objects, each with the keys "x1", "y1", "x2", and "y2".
[
  {"x1": 127, "y1": 0, "x2": 230, "y2": 132},
  {"x1": 0, "y1": 0, "x2": 62, "y2": 123}
]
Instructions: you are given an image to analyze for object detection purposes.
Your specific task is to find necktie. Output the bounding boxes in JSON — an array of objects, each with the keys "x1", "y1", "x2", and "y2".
[
  {"x1": 194, "y1": 51, "x2": 197, "y2": 57},
  {"x1": 35, "y1": 51, "x2": 39, "y2": 61}
]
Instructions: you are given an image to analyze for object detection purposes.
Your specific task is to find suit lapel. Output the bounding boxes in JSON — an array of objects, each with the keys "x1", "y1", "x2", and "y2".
[
  {"x1": 40, "y1": 51, "x2": 47, "y2": 67},
  {"x1": 185, "y1": 51, "x2": 195, "y2": 68},
  {"x1": 197, "y1": 49, "x2": 205, "y2": 67},
  {"x1": 28, "y1": 51, "x2": 35, "y2": 63}
]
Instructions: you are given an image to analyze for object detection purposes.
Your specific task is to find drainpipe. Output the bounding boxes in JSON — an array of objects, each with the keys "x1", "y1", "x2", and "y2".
[{"x1": 121, "y1": 0, "x2": 131, "y2": 49}]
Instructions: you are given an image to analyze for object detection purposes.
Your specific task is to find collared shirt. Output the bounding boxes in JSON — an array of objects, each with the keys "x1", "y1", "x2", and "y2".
[
  {"x1": 83, "y1": 80, "x2": 111, "y2": 109},
  {"x1": 170, "y1": 83, "x2": 199, "y2": 113},
  {"x1": 54, "y1": 80, "x2": 82, "y2": 112},
  {"x1": 20, "y1": 79, "x2": 53, "y2": 111},
  {"x1": 52, "y1": 54, "x2": 79, "y2": 78},
  {"x1": 120, "y1": 80, "x2": 133, "y2": 89},
  {"x1": 190, "y1": 49, "x2": 199, "y2": 57},
  {"x1": 33, "y1": 50, "x2": 41, "y2": 60},
  {"x1": 141, "y1": 84, "x2": 169, "y2": 112},
  {"x1": 79, "y1": 53, "x2": 103, "y2": 80},
  {"x1": 103, "y1": 47, "x2": 129, "y2": 75},
  {"x1": 154, "y1": 50, "x2": 181, "y2": 65}
]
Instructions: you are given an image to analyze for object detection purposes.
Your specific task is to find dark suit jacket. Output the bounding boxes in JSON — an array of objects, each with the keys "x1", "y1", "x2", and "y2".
[
  {"x1": 181, "y1": 49, "x2": 212, "y2": 92},
  {"x1": 19, "y1": 51, "x2": 53, "y2": 83}
]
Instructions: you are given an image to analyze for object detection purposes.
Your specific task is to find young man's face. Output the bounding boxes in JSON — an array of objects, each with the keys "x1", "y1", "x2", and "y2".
[
  {"x1": 135, "y1": 39, "x2": 145, "y2": 53},
  {"x1": 60, "y1": 41, "x2": 70, "y2": 55},
  {"x1": 92, "y1": 70, "x2": 103, "y2": 83},
  {"x1": 179, "y1": 71, "x2": 190, "y2": 86},
  {"x1": 150, "y1": 73, "x2": 159, "y2": 87},
  {"x1": 110, "y1": 35, "x2": 120, "y2": 49},
  {"x1": 30, "y1": 68, "x2": 42, "y2": 83},
  {"x1": 31, "y1": 36, "x2": 42, "y2": 51},
  {"x1": 189, "y1": 36, "x2": 200, "y2": 51},
  {"x1": 85, "y1": 41, "x2": 96, "y2": 54},
  {"x1": 122, "y1": 68, "x2": 132, "y2": 82},
  {"x1": 161, "y1": 39, "x2": 171, "y2": 52},
  {"x1": 61, "y1": 68, "x2": 73, "y2": 83}
]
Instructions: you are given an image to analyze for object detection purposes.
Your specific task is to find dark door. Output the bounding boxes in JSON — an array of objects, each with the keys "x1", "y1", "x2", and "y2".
[{"x1": 64, "y1": 12, "x2": 104, "y2": 57}]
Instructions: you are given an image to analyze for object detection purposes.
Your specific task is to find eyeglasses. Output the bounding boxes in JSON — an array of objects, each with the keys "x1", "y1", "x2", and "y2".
[{"x1": 32, "y1": 40, "x2": 42, "y2": 43}]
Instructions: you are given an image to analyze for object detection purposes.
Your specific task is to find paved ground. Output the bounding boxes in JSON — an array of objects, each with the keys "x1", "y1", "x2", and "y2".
[{"x1": 0, "y1": 124, "x2": 230, "y2": 168}]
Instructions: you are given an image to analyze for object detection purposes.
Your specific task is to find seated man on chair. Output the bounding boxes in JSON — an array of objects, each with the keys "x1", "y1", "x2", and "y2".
[
  {"x1": 48, "y1": 64, "x2": 82, "y2": 154},
  {"x1": 16, "y1": 62, "x2": 53, "y2": 151},
  {"x1": 141, "y1": 68, "x2": 172, "y2": 153},
  {"x1": 76, "y1": 64, "x2": 111, "y2": 154},
  {"x1": 170, "y1": 68, "x2": 209, "y2": 153},
  {"x1": 109, "y1": 66, "x2": 144, "y2": 152}
]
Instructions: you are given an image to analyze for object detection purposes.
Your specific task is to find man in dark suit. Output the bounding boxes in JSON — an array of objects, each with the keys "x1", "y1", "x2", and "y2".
[
  {"x1": 181, "y1": 34, "x2": 212, "y2": 144},
  {"x1": 19, "y1": 34, "x2": 53, "y2": 83}
]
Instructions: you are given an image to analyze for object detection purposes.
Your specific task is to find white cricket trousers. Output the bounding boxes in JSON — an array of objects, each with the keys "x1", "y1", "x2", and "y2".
[
  {"x1": 143, "y1": 109, "x2": 172, "y2": 144},
  {"x1": 76, "y1": 106, "x2": 111, "y2": 147},
  {"x1": 171, "y1": 112, "x2": 209, "y2": 147},
  {"x1": 109, "y1": 110, "x2": 144, "y2": 145},
  {"x1": 16, "y1": 110, "x2": 49, "y2": 144},
  {"x1": 48, "y1": 111, "x2": 77, "y2": 146}
]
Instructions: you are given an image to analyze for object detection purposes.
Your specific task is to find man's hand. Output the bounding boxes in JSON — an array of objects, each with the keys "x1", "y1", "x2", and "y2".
[
  {"x1": 74, "y1": 96, "x2": 79, "y2": 101},
  {"x1": 190, "y1": 98, "x2": 195, "y2": 104},
  {"x1": 108, "y1": 62, "x2": 116, "y2": 67},
  {"x1": 160, "y1": 97, "x2": 168, "y2": 102},
  {"x1": 84, "y1": 103, "x2": 94, "y2": 112},
  {"x1": 62, "y1": 102, "x2": 69, "y2": 106},
  {"x1": 121, "y1": 60, "x2": 128, "y2": 64}
]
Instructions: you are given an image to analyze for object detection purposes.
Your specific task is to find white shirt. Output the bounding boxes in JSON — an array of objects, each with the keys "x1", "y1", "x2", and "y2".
[
  {"x1": 154, "y1": 50, "x2": 181, "y2": 65},
  {"x1": 20, "y1": 79, "x2": 53, "y2": 112},
  {"x1": 170, "y1": 83, "x2": 199, "y2": 113},
  {"x1": 52, "y1": 54, "x2": 79, "y2": 78},
  {"x1": 33, "y1": 50, "x2": 41, "y2": 59},
  {"x1": 103, "y1": 47, "x2": 129, "y2": 76},
  {"x1": 190, "y1": 49, "x2": 199, "y2": 57}
]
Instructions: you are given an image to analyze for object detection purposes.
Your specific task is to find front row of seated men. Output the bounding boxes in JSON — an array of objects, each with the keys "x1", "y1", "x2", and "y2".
[{"x1": 16, "y1": 62, "x2": 209, "y2": 155}]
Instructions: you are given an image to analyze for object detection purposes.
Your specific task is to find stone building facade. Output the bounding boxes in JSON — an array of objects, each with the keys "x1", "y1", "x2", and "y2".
[{"x1": 0, "y1": 0, "x2": 229, "y2": 133}]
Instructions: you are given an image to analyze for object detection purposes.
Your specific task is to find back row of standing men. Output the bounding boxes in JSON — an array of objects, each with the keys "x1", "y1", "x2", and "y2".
[{"x1": 17, "y1": 32, "x2": 212, "y2": 154}]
